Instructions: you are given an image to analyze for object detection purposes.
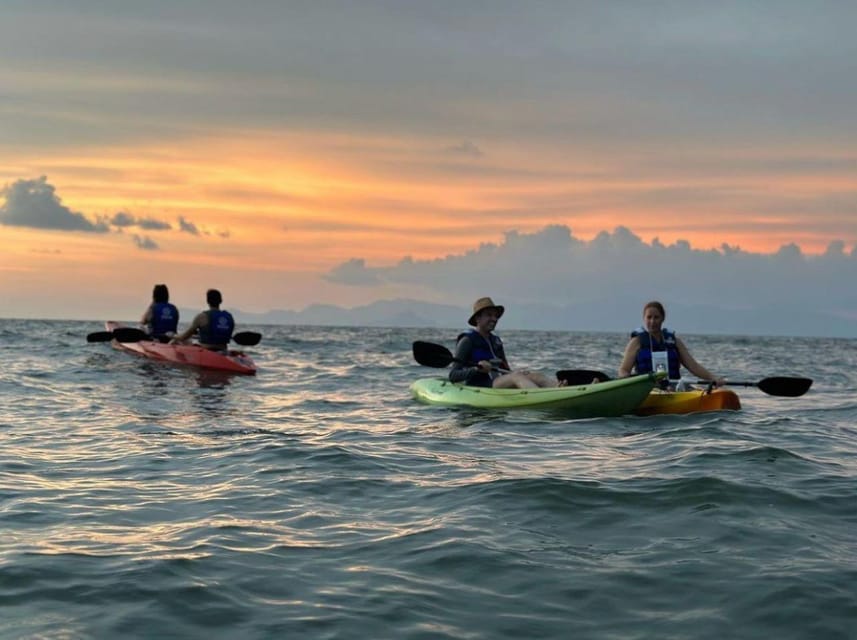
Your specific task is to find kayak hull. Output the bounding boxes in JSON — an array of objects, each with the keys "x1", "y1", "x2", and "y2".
[
  {"x1": 105, "y1": 321, "x2": 257, "y2": 375},
  {"x1": 635, "y1": 388, "x2": 741, "y2": 416},
  {"x1": 410, "y1": 373, "x2": 658, "y2": 418}
]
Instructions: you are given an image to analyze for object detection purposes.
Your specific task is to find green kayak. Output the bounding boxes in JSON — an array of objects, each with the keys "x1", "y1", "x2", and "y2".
[{"x1": 410, "y1": 373, "x2": 660, "y2": 418}]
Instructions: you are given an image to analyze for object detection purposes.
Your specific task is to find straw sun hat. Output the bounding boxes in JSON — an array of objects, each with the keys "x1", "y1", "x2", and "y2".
[{"x1": 468, "y1": 297, "x2": 505, "y2": 326}]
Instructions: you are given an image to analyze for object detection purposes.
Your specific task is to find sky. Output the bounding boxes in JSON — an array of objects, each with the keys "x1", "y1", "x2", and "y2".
[{"x1": 1, "y1": 1, "x2": 856, "y2": 333}]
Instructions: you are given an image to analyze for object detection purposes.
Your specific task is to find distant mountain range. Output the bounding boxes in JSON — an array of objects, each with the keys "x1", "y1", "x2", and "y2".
[
  {"x1": 224, "y1": 299, "x2": 466, "y2": 329},
  {"x1": 188, "y1": 298, "x2": 857, "y2": 338}
]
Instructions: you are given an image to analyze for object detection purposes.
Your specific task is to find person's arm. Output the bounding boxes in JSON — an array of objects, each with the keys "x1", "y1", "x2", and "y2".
[
  {"x1": 675, "y1": 337, "x2": 725, "y2": 386},
  {"x1": 171, "y1": 312, "x2": 205, "y2": 343},
  {"x1": 140, "y1": 303, "x2": 153, "y2": 326},
  {"x1": 494, "y1": 341, "x2": 511, "y2": 372},
  {"x1": 617, "y1": 337, "x2": 640, "y2": 377},
  {"x1": 448, "y1": 336, "x2": 491, "y2": 383}
]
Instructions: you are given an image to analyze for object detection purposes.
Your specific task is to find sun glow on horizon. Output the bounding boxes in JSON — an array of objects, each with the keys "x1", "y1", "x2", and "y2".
[{"x1": 3, "y1": 128, "x2": 856, "y2": 287}]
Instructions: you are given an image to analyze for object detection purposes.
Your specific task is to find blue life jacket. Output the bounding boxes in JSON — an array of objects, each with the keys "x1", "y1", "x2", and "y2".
[
  {"x1": 455, "y1": 329, "x2": 509, "y2": 386},
  {"x1": 633, "y1": 327, "x2": 681, "y2": 380},
  {"x1": 460, "y1": 329, "x2": 509, "y2": 367},
  {"x1": 199, "y1": 310, "x2": 234, "y2": 346},
  {"x1": 149, "y1": 302, "x2": 179, "y2": 338}
]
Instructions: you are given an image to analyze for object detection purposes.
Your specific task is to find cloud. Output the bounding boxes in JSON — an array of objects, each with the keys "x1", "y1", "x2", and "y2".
[
  {"x1": 110, "y1": 211, "x2": 172, "y2": 231},
  {"x1": 0, "y1": 178, "x2": 209, "y2": 254},
  {"x1": 324, "y1": 224, "x2": 857, "y2": 321},
  {"x1": 0, "y1": 177, "x2": 109, "y2": 232},
  {"x1": 110, "y1": 211, "x2": 136, "y2": 227},
  {"x1": 178, "y1": 216, "x2": 200, "y2": 235},
  {"x1": 824, "y1": 240, "x2": 847, "y2": 258},
  {"x1": 6, "y1": 2, "x2": 855, "y2": 158},
  {"x1": 445, "y1": 141, "x2": 484, "y2": 158},
  {"x1": 132, "y1": 234, "x2": 159, "y2": 250},
  {"x1": 138, "y1": 217, "x2": 173, "y2": 231},
  {"x1": 325, "y1": 258, "x2": 380, "y2": 285}
]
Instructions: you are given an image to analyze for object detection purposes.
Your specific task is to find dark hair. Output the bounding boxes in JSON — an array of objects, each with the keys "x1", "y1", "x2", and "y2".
[
  {"x1": 206, "y1": 289, "x2": 223, "y2": 306},
  {"x1": 642, "y1": 300, "x2": 666, "y2": 318},
  {"x1": 152, "y1": 284, "x2": 170, "y2": 304}
]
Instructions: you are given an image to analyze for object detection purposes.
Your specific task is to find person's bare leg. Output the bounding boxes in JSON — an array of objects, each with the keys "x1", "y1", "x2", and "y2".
[
  {"x1": 523, "y1": 371, "x2": 558, "y2": 388},
  {"x1": 493, "y1": 372, "x2": 539, "y2": 389}
]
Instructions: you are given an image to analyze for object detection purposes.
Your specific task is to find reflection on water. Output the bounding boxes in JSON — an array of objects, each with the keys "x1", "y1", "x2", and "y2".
[
  {"x1": 2, "y1": 320, "x2": 857, "y2": 639},
  {"x1": 127, "y1": 358, "x2": 240, "y2": 390},
  {"x1": 193, "y1": 369, "x2": 237, "y2": 389}
]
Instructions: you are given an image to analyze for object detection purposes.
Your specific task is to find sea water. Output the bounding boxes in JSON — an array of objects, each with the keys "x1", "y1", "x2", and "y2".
[{"x1": 1, "y1": 319, "x2": 855, "y2": 639}]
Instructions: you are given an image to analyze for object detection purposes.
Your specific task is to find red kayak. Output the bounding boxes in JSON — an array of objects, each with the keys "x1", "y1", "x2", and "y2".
[{"x1": 105, "y1": 321, "x2": 257, "y2": 375}]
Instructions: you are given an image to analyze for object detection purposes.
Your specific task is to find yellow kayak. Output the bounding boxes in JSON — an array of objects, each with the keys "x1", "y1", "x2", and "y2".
[{"x1": 635, "y1": 388, "x2": 741, "y2": 416}]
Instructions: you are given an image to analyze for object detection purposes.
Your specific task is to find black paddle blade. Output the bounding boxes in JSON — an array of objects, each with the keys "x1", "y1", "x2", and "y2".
[
  {"x1": 757, "y1": 376, "x2": 813, "y2": 397},
  {"x1": 86, "y1": 331, "x2": 115, "y2": 343},
  {"x1": 555, "y1": 369, "x2": 612, "y2": 385},
  {"x1": 694, "y1": 376, "x2": 814, "y2": 397},
  {"x1": 412, "y1": 341, "x2": 455, "y2": 368},
  {"x1": 233, "y1": 331, "x2": 262, "y2": 346},
  {"x1": 112, "y1": 327, "x2": 149, "y2": 343},
  {"x1": 87, "y1": 327, "x2": 148, "y2": 343}
]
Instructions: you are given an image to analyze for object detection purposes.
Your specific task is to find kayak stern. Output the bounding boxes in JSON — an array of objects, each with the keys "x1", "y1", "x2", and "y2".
[{"x1": 635, "y1": 388, "x2": 741, "y2": 416}]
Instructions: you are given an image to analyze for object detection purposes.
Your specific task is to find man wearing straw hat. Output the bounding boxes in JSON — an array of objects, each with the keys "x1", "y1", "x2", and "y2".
[{"x1": 449, "y1": 296, "x2": 562, "y2": 389}]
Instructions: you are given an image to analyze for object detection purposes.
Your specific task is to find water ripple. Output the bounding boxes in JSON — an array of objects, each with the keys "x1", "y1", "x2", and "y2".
[{"x1": 1, "y1": 321, "x2": 856, "y2": 638}]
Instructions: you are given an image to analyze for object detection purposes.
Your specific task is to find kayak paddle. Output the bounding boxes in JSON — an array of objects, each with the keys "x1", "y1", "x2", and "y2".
[
  {"x1": 556, "y1": 369, "x2": 813, "y2": 397},
  {"x1": 112, "y1": 328, "x2": 149, "y2": 343},
  {"x1": 413, "y1": 341, "x2": 457, "y2": 368},
  {"x1": 86, "y1": 328, "x2": 148, "y2": 343},
  {"x1": 86, "y1": 331, "x2": 114, "y2": 343},
  {"x1": 88, "y1": 328, "x2": 261, "y2": 346},
  {"x1": 692, "y1": 376, "x2": 812, "y2": 397},
  {"x1": 233, "y1": 331, "x2": 262, "y2": 346},
  {"x1": 412, "y1": 341, "x2": 509, "y2": 372}
]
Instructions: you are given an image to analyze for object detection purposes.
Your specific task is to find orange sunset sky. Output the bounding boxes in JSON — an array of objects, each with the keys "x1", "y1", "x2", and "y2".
[{"x1": 2, "y1": 2, "x2": 856, "y2": 322}]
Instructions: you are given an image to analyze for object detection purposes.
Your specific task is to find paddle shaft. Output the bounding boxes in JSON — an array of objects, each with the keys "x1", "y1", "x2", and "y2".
[
  {"x1": 557, "y1": 369, "x2": 811, "y2": 397},
  {"x1": 89, "y1": 327, "x2": 261, "y2": 346}
]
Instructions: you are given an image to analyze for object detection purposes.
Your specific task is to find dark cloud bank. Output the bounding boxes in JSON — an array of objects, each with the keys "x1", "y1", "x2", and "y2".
[{"x1": 319, "y1": 225, "x2": 857, "y2": 337}]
